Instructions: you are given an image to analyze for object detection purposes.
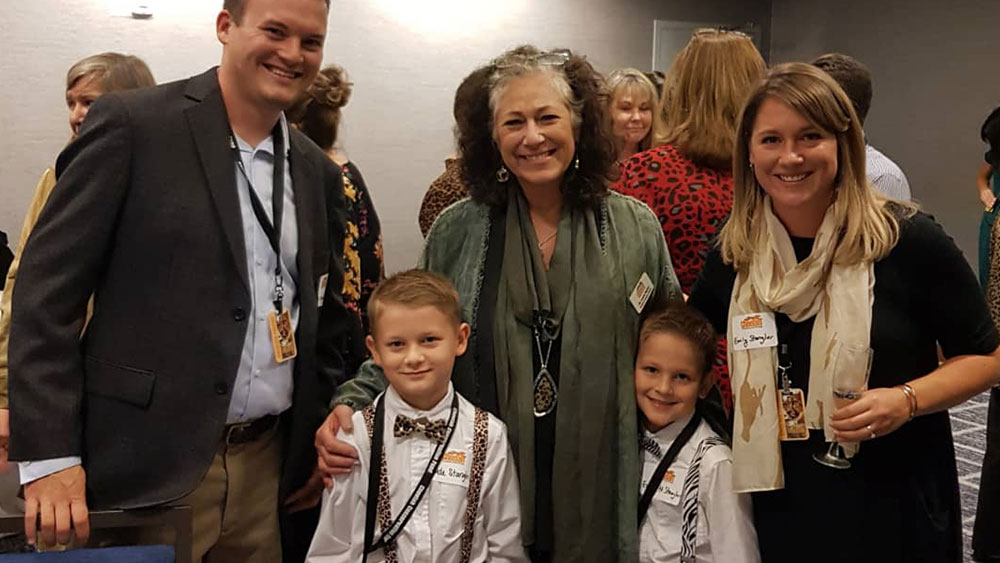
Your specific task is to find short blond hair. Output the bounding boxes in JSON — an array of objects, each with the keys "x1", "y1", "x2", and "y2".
[
  {"x1": 655, "y1": 29, "x2": 765, "y2": 170},
  {"x1": 720, "y1": 63, "x2": 915, "y2": 268},
  {"x1": 367, "y1": 270, "x2": 462, "y2": 334},
  {"x1": 606, "y1": 68, "x2": 661, "y2": 153}
]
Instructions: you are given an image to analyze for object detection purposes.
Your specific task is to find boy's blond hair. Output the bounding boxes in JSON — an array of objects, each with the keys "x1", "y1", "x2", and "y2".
[{"x1": 367, "y1": 270, "x2": 462, "y2": 333}]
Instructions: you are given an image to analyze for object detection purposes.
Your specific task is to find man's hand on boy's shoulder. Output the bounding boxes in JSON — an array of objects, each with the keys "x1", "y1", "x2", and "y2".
[{"x1": 316, "y1": 404, "x2": 360, "y2": 488}]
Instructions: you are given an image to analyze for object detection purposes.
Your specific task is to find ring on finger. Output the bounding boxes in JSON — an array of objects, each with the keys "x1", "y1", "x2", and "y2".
[{"x1": 866, "y1": 424, "x2": 877, "y2": 439}]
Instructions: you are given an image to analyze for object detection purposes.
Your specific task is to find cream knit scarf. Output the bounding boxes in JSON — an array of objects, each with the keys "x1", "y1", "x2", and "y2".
[{"x1": 727, "y1": 197, "x2": 874, "y2": 492}]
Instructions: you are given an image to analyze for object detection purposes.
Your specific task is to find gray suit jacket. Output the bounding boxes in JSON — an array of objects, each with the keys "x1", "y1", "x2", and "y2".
[{"x1": 8, "y1": 68, "x2": 348, "y2": 509}]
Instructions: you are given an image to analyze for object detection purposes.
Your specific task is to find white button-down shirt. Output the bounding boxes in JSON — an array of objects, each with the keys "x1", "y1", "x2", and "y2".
[
  {"x1": 307, "y1": 384, "x2": 528, "y2": 563},
  {"x1": 866, "y1": 143, "x2": 911, "y2": 201},
  {"x1": 638, "y1": 414, "x2": 760, "y2": 563}
]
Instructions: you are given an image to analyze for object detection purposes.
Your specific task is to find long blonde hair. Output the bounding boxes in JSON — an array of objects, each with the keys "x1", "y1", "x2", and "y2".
[
  {"x1": 720, "y1": 63, "x2": 914, "y2": 268},
  {"x1": 606, "y1": 68, "x2": 660, "y2": 154},
  {"x1": 655, "y1": 29, "x2": 765, "y2": 170}
]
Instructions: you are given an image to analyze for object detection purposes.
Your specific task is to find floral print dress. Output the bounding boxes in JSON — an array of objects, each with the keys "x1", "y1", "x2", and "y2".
[{"x1": 340, "y1": 161, "x2": 385, "y2": 375}]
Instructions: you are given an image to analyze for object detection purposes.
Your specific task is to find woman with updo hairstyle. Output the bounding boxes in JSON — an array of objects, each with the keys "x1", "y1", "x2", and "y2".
[
  {"x1": 605, "y1": 68, "x2": 659, "y2": 166},
  {"x1": 614, "y1": 29, "x2": 765, "y2": 416},
  {"x1": 319, "y1": 45, "x2": 681, "y2": 561},
  {"x1": 0, "y1": 52, "x2": 154, "y2": 448},
  {"x1": 289, "y1": 64, "x2": 385, "y2": 376},
  {"x1": 688, "y1": 63, "x2": 1000, "y2": 562}
]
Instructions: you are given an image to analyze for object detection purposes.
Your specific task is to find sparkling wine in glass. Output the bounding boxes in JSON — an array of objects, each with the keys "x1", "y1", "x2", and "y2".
[{"x1": 813, "y1": 345, "x2": 872, "y2": 469}]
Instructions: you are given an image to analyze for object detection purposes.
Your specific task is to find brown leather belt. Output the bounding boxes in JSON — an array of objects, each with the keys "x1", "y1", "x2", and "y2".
[{"x1": 224, "y1": 414, "x2": 279, "y2": 445}]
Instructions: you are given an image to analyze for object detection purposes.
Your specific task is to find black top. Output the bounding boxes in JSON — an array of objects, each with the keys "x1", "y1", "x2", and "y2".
[
  {"x1": 463, "y1": 206, "x2": 559, "y2": 558},
  {"x1": 983, "y1": 105, "x2": 1000, "y2": 170},
  {"x1": 689, "y1": 210, "x2": 998, "y2": 563},
  {"x1": 974, "y1": 387, "x2": 1000, "y2": 560},
  {"x1": 0, "y1": 231, "x2": 12, "y2": 290}
]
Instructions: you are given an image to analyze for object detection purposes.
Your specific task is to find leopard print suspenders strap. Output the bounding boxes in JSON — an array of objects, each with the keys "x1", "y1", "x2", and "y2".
[
  {"x1": 362, "y1": 404, "x2": 399, "y2": 563},
  {"x1": 458, "y1": 407, "x2": 490, "y2": 563},
  {"x1": 362, "y1": 402, "x2": 376, "y2": 438},
  {"x1": 364, "y1": 403, "x2": 488, "y2": 562}
]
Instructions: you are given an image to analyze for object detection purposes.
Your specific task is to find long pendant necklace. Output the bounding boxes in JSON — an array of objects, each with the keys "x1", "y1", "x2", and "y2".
[{"x1": 533, "y1": 327, "x2": 557, "y2": 417}]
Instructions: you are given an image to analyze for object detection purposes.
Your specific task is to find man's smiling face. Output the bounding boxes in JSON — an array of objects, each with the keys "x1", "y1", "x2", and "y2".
[{"x1": 217, "y1": 0, "x2": 328, "y2": 113}]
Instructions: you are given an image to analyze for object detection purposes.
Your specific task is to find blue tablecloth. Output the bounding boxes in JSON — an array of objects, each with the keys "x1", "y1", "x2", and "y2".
[{"x1": 0, "y1": 545, "x2": 173, "y2": 562}]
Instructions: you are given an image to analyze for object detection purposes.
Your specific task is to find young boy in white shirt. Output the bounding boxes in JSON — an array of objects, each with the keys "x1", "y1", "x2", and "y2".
[
  {"x1": 635, "y1": 304, "x2": 760, "y2": 563},
  {"x1": 307, "y1": 270, "x2": 528, "y2": 563}
]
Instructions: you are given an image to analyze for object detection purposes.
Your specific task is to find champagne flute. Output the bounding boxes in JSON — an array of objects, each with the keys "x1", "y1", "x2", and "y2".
[{"x1": 813, "y1": 344, "x2": 873, "y2": 469}]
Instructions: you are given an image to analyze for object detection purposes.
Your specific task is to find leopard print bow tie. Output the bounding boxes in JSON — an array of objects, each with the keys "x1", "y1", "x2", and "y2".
[
  {"x1": 393, "y1": 414, "x2": 449, "y2": 444},
  {"x1": 639, "y1": 434, "x2": 662, "y2": 459}
]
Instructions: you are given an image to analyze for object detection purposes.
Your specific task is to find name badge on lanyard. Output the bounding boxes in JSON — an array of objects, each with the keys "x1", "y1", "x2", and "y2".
[
  {"x1": 230, "y1": 121, "x2": 296, "y2": 363},
  {"x1": 269, "y1": 310, "x2": 297, "y2": 362}
]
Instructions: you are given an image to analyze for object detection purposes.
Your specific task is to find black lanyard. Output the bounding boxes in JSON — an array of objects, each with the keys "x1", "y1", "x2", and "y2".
[
  {"x1": 638, "y1": 410, "x2": 702, "y2": 527},
  {"x1": 363, "y1": 393, "x2": 460, "y2": 560},
  {"x1": 776, "y1": 314, "x2": 795, "y2": 390},
  {"x1": 229, "y1": 121, "x2": 286, "y2": 313}
]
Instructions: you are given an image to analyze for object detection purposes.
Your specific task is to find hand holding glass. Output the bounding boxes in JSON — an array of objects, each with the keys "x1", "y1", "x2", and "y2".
[{"x1": 813, "y1": 344, "x2": 873, "y2": 469}]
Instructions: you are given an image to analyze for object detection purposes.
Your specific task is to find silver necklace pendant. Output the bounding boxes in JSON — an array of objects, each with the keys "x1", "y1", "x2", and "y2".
[{"x1": 533, "y1": 367, "x2": 557, "y2": 417}]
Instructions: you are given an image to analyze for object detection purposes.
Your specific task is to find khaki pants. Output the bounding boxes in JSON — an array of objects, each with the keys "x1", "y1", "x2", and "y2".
[
  {"x1": 183, "y1": 425, "x2": 283, "y2": 563},
  {"x1": 97, "y1": 425, "x2": 283, "y2": 562}
]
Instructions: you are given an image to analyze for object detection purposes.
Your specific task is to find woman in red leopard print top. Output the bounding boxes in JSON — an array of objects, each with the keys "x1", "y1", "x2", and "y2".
[{"x1": 614, "y1": 29, "x2": 765, "y2": 414}]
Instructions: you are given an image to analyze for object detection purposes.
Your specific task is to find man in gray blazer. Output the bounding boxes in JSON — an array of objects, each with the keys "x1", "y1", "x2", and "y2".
[{"x1": 7, "y1": 0, "x2": 347, "y2": 559}]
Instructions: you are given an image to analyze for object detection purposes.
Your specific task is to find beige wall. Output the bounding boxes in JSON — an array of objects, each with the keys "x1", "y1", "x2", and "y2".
[
  {"x1": 769, "y1": 0, "x2": 1000, "y2": 271},
  {"x1": 3, "y1": 0, "x2": 770, "y2": 272}
]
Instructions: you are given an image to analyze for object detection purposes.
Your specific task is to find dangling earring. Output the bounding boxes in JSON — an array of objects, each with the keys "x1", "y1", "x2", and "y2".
[
  {"x1": 574, "y1": 154, "x2": 580, "y2": 171},
  {"x1": 496, "y1": 165, "x2": 510, "y2": 183}
]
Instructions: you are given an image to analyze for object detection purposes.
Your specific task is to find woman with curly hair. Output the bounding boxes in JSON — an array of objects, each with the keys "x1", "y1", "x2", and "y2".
[
  {"x1": 614, "y1": 29, "x2": 765, "y2": 416},
  {"x1": 689, "y1": 63, "x2": 1000, "y2": 562},
  {"x1": 289, "y1": 64, "x2": 385, "y2": 377},
  {"x1": 317, "y1": 45, "x2": 681, "y2": 561}
]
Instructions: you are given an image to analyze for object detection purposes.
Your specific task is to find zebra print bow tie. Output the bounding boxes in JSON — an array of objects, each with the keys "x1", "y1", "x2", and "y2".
[
  {"x1": 393, "y1": 414, "x2": 449, "y2": 444},
  {"x1": 639, "y1": 434, "x2": 662, "y2": 459}
]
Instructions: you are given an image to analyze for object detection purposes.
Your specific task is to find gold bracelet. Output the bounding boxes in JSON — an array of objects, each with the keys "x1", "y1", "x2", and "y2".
[{"x1": 898, "y1": 384, "x2": 918, "y2": 420}]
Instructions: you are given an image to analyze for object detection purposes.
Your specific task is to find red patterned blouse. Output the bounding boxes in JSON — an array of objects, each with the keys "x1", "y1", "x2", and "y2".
[{"x1": 613, "y1": 143, "x2": 735, "y2": 412}]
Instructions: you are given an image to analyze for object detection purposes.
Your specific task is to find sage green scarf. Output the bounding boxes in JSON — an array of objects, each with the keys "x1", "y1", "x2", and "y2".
[{"x1": 494, "y1": 185, "x2": 630, "y2": 560}]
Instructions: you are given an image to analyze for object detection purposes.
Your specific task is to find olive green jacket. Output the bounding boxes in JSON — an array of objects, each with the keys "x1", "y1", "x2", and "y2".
[{"x1": 334, "y1": 192, "x2": 680, "y2": 561}]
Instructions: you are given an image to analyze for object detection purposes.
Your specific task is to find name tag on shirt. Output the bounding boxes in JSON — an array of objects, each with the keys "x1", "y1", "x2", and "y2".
[
  {"x1": 731, "y1": 312, "x2": 778, "y2": 351},
  {"x1": 630, "y1": 272, "x2": 655, "y2": 314},
  {"x1": 434, "y1": 449, "x2": 471, "y2": 488},
  {"x1": 641, "y1": 462, "x2": 685, "y2": 506}
]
